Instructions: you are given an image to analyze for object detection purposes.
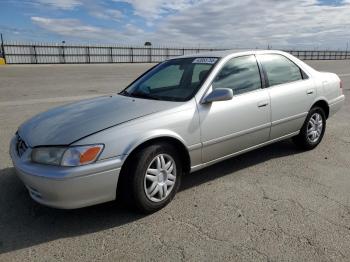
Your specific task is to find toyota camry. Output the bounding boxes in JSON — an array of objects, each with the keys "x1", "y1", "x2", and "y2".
[{"x1": 10, "y1": 50, "x2": 345, "y2": 213}]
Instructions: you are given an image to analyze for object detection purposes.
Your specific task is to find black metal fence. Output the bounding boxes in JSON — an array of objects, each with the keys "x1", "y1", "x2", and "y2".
[
  {"x1": 1, "y1": 41, "x2": 350, "y2": 64},
  {"x1": 2, "y1": 42, "x2": 222, "y2": 64}
]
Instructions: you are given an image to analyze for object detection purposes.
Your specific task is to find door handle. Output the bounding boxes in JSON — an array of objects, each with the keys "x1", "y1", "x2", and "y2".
[
  {"x1": 306, "y1": 89, "x2": 315, "y2": 95},
  {"x1": 257, "y1": 101, "x2": 269, "y2": 108}
]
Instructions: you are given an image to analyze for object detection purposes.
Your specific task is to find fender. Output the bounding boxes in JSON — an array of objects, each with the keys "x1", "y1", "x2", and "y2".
[{"x1": 122, "y1": 129, "x2": 189, "y2": 156}]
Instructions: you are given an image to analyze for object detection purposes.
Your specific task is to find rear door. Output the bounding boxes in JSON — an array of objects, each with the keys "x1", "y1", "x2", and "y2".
[
  {"x1": 257, "y1": 54, "x2": 316, "y2": 140},
  {"x1": 198, "y1": 55, "x2": 271, "y2": 163}
]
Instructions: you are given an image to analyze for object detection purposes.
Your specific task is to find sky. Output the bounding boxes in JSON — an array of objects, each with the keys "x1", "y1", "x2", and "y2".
[{"x1": 0, "y1": 0, "x2": 350, "y2": 49}]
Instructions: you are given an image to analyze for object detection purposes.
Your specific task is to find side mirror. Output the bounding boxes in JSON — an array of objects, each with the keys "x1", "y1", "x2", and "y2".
[{"x1": 202, "y1": 88, "x2": 233, "y2": 103}]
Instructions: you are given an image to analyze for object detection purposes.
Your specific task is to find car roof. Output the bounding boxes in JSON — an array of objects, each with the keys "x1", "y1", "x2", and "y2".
[{"x1": 169, "y1": 49, "x2": 287, "y2": 59}]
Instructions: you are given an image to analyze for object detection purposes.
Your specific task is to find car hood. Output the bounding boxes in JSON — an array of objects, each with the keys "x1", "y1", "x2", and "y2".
[{"x1": 18, "y1": 95, "x2": 177, "y2": 147}]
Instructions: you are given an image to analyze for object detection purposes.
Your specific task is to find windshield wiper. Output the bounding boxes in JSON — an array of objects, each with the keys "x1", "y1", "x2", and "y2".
[
  {"x1": 120, "y1": 90, "x2": 162, "y2": 100},
  {"x1": 128, "y1": 92, "x2": 161, "y2": 100},
  {"x1": 119, "y1": 90, "x2": 130, "y2": 96}
]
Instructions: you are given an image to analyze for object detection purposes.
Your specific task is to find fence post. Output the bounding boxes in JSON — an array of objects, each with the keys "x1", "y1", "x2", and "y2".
[
  {"x1": 86, "y1": 46, "x2": 90, "y2": 63},
  {"x1": 60, "y1": 45, "x2": 66, "y2": 63},
  {"x1": 131, "y1": 47, "x2": 134, "y2": 63},
  {"x1": 1, "y1": 33, "x2": 6, "y2": 64},
  {"x1": 32, "y1": 45, "x2": 38, "y2": 64},
  {"x1": 148, "y1": 47, "x2": 152, "y2": 63},
  {"x1": 109, "y1": 47, "x2": 113, "y2": 63}
]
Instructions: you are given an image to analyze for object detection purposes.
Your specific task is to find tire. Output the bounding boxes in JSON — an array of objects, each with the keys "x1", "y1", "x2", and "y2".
[
  {"x1": 292, "y1": 106, "x2": 326, "y2": 150},
  {"x1": 121, "y1": 143, "x2": 182, "y2": 213}
]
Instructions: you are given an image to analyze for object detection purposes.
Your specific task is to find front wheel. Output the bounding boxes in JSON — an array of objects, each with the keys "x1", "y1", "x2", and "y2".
[
  {"x1": 293, "y1": 106, "x2": 326, "y2": 150},
  {"x1": 123, "y1": 143, "x2": 182, "y2": 213}
]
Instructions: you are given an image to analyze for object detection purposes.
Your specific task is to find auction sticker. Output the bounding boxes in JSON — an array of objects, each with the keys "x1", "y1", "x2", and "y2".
[{"x1": 192, "y1": 58, "x2": 218, "y2": 64}]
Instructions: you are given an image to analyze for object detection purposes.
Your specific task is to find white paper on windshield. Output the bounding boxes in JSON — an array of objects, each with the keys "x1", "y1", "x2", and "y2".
[{"x1": 192, "y1": 58, "x2": 218, "y2": 64}]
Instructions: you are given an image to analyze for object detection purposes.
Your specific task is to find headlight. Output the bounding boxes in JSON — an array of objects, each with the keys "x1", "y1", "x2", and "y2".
[
  {"x1": 31, "y1": 144, "x2": 104, "y2": 166},
  {"x1": 31, "y1": 147, "x2": 66, "y2": 166}
]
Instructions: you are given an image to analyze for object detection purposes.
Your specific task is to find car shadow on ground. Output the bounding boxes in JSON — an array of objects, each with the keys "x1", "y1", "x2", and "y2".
[{"x1": 0, "y1": 139, "x2": 302, "y2": 254}]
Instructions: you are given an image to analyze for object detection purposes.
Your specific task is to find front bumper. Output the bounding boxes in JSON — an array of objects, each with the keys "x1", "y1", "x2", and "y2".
[{"x1": 9, "y1": 136, "x2": 123, "y2": 209}]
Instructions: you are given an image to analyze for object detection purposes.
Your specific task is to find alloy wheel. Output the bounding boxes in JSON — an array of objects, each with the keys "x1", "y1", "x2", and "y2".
[
  {"x1": 307, "y1": 112, "x2": 323, "y2": 143},
  {"x1": 143, "y1": 154, "x2": 176, "y2": 202}
]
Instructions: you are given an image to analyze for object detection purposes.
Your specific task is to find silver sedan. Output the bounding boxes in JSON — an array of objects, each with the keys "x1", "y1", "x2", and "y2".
[{"x1": 10, "y1": 50, "x2": 345, "y2": 213}]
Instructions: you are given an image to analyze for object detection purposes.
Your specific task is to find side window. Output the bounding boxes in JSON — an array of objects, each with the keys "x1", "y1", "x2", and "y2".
[
  {"x1": 259, "y1": 54, "x2": 303, "y2": 86},
  {"x1": 212, "y1": 55, "x2": 261, "y2": 95}
]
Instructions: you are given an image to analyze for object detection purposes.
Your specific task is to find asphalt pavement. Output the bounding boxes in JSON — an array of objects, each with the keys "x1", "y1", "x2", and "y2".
[{"x1": 0, "y1": 60, "x2": 349, "y2": 261}]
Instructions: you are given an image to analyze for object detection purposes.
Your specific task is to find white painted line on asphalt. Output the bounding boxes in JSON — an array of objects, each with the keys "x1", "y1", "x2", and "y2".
[
  {"x1": 0, "y1": 94, "x2": 106, "y2": 107},
  {"x1": 339, "y1": 73, "x2": 350, "y2": 77}
]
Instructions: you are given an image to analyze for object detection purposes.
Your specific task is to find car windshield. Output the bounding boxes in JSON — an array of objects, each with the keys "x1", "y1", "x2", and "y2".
[{"x1": 120, "y1": 57, "x2": 219, "y2": 101}]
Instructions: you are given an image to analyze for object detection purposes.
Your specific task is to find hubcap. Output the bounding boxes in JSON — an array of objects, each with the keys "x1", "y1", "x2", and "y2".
[
  {"x1": 144, "y1": 154, "x2": 176, "y2": 202},
  {"x1": 307, "y1": 113, "x2": 323, "y2": 143}
]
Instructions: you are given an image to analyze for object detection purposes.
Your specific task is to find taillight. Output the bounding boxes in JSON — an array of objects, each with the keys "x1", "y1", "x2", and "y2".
[{"x1": 340, "y1": 79, "x2": 343, "y2": 94}]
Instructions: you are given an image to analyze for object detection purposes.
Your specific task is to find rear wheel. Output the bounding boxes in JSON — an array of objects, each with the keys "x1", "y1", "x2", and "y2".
[
  {"x1": 122, "y1": 143, "x2": 182, "y2": 213},
  {"x1": 293, "y1": 106, "x2": 326, "y2": 150}
]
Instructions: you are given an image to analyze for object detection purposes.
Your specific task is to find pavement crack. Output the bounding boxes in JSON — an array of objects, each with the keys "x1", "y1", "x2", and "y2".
[
  {"x1": 173, "y1": 219, "x2": 229, "y2": 243},
  {"x1": 156, "y1": 233, "x2": 186, "y2": 261},
  {"x1": 284, "y1": 198, "x2": 350, "y2": 233},
  {"x1": 322, "y1": 194, "x2": 350, "y2": 215},
  {"x1": 233, "y1": 201, "x2": 341, "y2": 262}
]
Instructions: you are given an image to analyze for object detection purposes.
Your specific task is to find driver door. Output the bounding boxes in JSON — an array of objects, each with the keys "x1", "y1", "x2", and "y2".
[{"x1": 197, "y1": 55, "x2": 271, "y2": 163}]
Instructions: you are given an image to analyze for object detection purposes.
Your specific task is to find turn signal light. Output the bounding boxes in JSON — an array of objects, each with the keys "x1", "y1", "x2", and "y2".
[{"x1": 80, "y1": 147, "x2": 102, "y2": 164}]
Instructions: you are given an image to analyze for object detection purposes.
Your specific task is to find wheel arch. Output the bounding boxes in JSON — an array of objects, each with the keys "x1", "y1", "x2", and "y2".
[
  {"x1": 116, "y1": 134, "x2": 191, "y2": 196},
  {"x1": 311, "y1": 99, "x2": 329, "y2": 119}
]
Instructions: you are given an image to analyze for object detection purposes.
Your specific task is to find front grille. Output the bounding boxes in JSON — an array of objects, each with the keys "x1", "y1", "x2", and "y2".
[{"x1": 16, "y1": 135, "x2": 28, "y2": 157}]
